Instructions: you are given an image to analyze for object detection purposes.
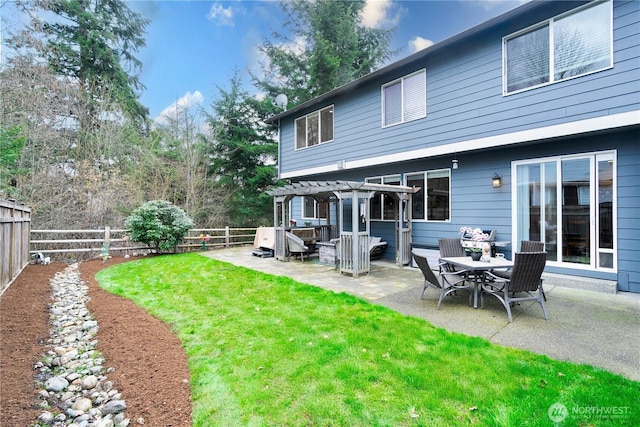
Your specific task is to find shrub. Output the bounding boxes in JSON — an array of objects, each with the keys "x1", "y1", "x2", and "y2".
[{"x1": 125, "y1": 200, "x2": 194, "y2": 252}]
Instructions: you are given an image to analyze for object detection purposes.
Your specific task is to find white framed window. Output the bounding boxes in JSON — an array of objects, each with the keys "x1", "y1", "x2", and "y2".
[
  {"x1": 503, "y1": 0, "x2": 612, "y2": 95},
  {"x1": 302, "y1": 196, "x2": 327, "y2": 219},
  {"x1": 382, "y1": 69, "x2": 426, "y2": 127},
  {"x1": 295, "y1": 105, "x2": 334, "y2": 149},
  {"x1": 513, "y1": 150, "x2": 616, "y2": 271},
  {"x1": 406, "y1": 169, "x2": 451, "y2": 221},
  {"x1": 366, "y1": 175, "x2": 401, "y2": 220}
]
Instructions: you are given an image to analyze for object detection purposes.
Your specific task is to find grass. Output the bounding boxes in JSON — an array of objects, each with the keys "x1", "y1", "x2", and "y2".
[{"x1": 96, "y1": 253, "x2": 639, "y2": 426}]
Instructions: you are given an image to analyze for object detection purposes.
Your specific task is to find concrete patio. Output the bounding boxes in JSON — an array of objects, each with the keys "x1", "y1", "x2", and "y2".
[{"x1": 202, "y1": 247, "x2": 640, "y2": 382}]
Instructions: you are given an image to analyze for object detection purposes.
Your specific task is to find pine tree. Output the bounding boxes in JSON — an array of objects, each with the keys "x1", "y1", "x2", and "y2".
[
  {"x1": 205, "y1": 70, "x2": 279, "y2": 226},
  {"x1": 15, "y1": 0, "x2": 149, "y2": 131},
  {"x1": 254, "y1": 0, "x2": 398, "y2": 106}
]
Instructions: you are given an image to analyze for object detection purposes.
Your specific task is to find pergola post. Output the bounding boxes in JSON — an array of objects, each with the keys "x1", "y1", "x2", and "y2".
[
  {"x1": 351, "y1": 190, "x2": 360, "y2": 276},
  {"x1": 396, "y1": 193, "x2": 412, "y2": 266},
  {"x1": 266, "y1": 180, "x2": 419, "y2": 273},
  {"x1": 273, "y1": 195, "x2": 292, "y2": 260}
]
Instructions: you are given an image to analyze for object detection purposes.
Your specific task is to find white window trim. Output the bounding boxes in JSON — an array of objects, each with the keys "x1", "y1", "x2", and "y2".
[
  {"x1": 301, "y1": 196, "x2": 328, "y2": 220},
  {"x1": 294, "y1": 105, "x2": 334, "y2": 150},
  {"x1": 405, "y1": 169, "x2": 452, "y2": 222},
  {"x1": 511, "y1": 150, "x2": 617, "y2": 273},
  {"x1": 502, "y1": 0, "x2": 613, "y2": 96},
  {"x1": 366, "y1": 174, "x2": 401, "y2": 221},
  {"x1": 381, "y1": 69, "x2": 427, "y2": 128}
]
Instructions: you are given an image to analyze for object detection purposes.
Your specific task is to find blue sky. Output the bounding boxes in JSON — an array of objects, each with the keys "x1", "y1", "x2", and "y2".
[
  {"x1": 133, "y1": 0, "x2": 525, "y2": 123},
  {"x1": 2, "y1": 0, "x2": 525, "y2": 123}
]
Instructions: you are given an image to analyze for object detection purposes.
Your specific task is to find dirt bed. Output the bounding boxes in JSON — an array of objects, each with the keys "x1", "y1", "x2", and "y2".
[{"x1": 0, "y1": 257, "x2": 192, "y2": 426}]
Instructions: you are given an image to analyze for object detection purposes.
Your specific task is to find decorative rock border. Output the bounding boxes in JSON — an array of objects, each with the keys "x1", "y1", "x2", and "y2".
[{"x1": 34, "y1": 263, "x2": 133, "y2": 427}]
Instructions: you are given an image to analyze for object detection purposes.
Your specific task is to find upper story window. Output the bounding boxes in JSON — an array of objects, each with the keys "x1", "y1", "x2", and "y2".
[
  {"x1": 382, "y1": 69, "x2": 426, "y2": 127},
  {"x1": 295, "y1": 105, "x2": 334, "y2": 149},
  {"x1": 406, "y1": 169, "x2": 451, "y2": 221},
  {"x1": 503, "y1": 0, "x2": 612, "y2": 95}
]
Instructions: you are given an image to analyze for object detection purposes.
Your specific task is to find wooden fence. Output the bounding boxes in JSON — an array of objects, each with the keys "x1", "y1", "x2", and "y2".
[
  {"x1": 30, "y1": 227, "x2": 258, "y2": 260},
  {"x1": 1, "y1": 199, "x2": 31, "y2": 295}
]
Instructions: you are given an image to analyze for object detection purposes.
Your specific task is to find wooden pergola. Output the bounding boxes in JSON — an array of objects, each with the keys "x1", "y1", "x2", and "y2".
[{"x1": 267, "y1": 180, "x2": 419, "y2": 277}]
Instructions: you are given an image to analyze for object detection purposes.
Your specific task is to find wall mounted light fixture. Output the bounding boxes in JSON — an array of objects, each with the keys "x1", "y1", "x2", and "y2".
[
  {"x1": 492, "y1": 173, "x2": 503, "y2": 188},
  {"x1": 452, "y1": 159, "x2": 459, "y2": 170}
]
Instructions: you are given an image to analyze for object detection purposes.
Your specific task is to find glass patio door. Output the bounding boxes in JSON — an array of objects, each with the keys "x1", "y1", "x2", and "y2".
[
  {"x1": 514, "y1": 152, "x2": 615, "y2": 271},
  {"x1": 561, "y1": 158, "x2": 590, "y2": 264},
  {"x1": 516, "y1": 161, "x2": 558, "y2": 262}
]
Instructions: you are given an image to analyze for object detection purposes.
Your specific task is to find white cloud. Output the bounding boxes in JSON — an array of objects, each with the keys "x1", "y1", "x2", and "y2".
[
  {"x1": 154, "y1": 91, "x2": 204, "y2": 126},
  {"x1": 360, "y1": 0, "x2": 401, "y2": 29},
  {"x1": 408, "y1": 36, "x2": 434, "y2": 54},
  {"x1": 207, "y1": 3, "x2": 235, "y2": 26},
  {"x1": 247, "y1": 35, "x2": 308, "y2": 84},
  {"x1": 281, "y1": 35, "x2": 308, "y2": 57}
]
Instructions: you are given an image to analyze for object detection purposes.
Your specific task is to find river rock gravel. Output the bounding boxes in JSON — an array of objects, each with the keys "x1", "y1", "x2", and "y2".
[
  {"x1": 34, "y1": 263, "x2": 130, "y2": 427},
  {"x1": 1, "y1": 257, "x2": 191, "y2": 426}
]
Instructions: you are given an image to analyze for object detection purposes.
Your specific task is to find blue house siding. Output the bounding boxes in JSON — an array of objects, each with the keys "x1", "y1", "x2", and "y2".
[
  {"x1": 294, "y1": 128, "x2": 639, "y2": 292},
  {"x1": 271, "y1": 1, "x2": 640, "y2": 294},
  {"x1": 277, "y1": 0, "x2": 639, "y2": 178},
  {"x1": 616, "y1": 131, "x2": 640, "y2": 292}
]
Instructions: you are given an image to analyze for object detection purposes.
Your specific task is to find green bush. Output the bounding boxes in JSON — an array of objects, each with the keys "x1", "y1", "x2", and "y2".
[{"x1": 125, "y1": 200, "x2": 194, "y2": 252}]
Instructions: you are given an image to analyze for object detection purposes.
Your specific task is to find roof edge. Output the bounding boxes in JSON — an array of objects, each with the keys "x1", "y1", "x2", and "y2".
[{"x1": 265, "y1": 0, "x2": 551, "y2": 124}]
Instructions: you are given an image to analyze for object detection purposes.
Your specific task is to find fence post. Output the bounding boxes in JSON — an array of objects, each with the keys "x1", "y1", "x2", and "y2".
[
  {"x1": 225, "y1": 226, "x2": 230, "y2": 248},
  {"x1": 1, "y1": 199, "x2": 31, "y2": 295},
  {"x1": 9, "y1": 202, "x2": 15, "y2": 281},
  {"x1": 102, "y1": 226, "x2": 111, "y2": 262}
]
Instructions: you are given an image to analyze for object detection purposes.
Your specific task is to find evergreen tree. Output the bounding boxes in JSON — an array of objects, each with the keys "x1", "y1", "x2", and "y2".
[
  {"x1": 14, "y1": 0, "x2": 149, "y2": 131},
  {"x1": 205, "y1": 70, "x2": 279, "y2": 226},
  {"x1": 254, "y1": 0, "x2": 398, "y2": 106},
  {"x1": 0, "y1": 126, "x2": 27, "y2": 197}
]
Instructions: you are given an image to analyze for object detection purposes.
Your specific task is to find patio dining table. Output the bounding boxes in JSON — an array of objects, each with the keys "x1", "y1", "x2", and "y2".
[{"x1": 439, "y1": 256, "x2": 513, "y2": 309}]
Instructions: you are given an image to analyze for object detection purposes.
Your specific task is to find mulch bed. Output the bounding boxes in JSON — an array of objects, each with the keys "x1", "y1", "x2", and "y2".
[{"x1": 0, "y1": 256, "x2": 192, "y2": 426}]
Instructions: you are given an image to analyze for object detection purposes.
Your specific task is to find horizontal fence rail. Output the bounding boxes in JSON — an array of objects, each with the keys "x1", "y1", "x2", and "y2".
[{"x1": 30, "y1": 227, "x2": 258, "y2": 261}]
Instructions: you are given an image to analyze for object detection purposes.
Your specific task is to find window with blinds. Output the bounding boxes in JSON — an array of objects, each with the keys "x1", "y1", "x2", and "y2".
[
  {"x1": 295, "y1": 105, "x2": 334, "y2": 149},
  {"x1": 382, "y1": 69, "x2": 426, "y2": 127},
  {"x1": 504, "y1": 0, "x2": 612, "y2": 95}
]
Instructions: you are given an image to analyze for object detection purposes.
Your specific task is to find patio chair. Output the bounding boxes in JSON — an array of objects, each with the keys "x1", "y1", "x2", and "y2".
[
  {"x1": 285, "y1": 232, "x2": 313, "y2": 262},
  {"x1": 369, "y1": 236, "x2": 388, "y2": 260},
  {"x1": 481, "y1": 251, "x2": 548, "y2": 322},
  {"x1": 492, "y1": 240, "x2": 547, "y2": 300},
  {"x1": 521, "y1": 240, "x2": 545, "y2": 252},
  {"x1": 438, "y1": 238, "x2": 466, "y2": 273},
  {"x1": 333, "y1": 236, "x2": 388, "y2": 260},
  {"x1": 412, "y1": 250, "x2": 472, "y2": 310}
]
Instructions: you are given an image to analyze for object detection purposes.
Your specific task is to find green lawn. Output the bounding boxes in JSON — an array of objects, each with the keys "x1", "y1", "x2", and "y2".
[{"x1": 96, "y1": 253, "x2": 639, "y2": 426}]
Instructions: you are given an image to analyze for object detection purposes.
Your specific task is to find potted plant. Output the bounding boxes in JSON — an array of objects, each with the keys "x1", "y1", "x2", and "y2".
[{"x1": 460, "y1": 227, "x2": 489, "y2": 261}]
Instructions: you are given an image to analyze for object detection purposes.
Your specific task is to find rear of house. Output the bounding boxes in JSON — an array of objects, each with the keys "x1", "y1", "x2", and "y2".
[{"x1": 267, "y1": 0, "x2": 640, "y2": 293}]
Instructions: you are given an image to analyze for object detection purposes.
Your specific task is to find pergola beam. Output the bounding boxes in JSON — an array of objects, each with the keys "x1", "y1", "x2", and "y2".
[{"x1": 267, "y1": 180, "x2": 419, "y2": 275}]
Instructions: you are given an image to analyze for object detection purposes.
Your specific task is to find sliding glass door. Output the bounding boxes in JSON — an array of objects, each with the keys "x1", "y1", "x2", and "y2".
[
  {"x1": 514, "y1": 151, "x2": 615, "y2": 271},
  {"x1": 562, "y1": 158, "x2": 590, "y2": 264}
]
